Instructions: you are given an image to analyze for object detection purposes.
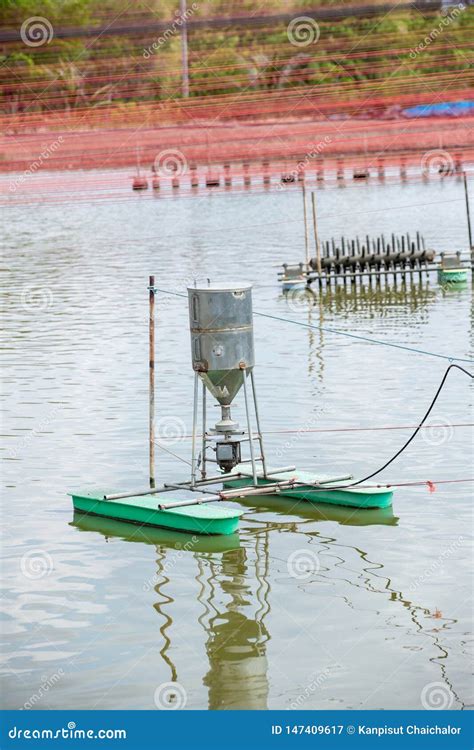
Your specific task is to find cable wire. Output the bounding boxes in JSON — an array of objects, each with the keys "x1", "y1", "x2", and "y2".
[
  {"x1": 327, "y1": 364, "x2": 474, "y2": 490},
  {"x1": 151, "y1": 287, "x2": 473, "y2": 364}
]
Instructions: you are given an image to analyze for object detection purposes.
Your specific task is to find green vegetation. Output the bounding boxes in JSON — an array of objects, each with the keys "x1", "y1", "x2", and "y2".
[{"x1": 1, "y1": 1, "x2": 472, "y2": 113}]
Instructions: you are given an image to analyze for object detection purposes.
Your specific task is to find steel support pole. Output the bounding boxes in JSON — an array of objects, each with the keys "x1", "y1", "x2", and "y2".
[
  {"x1": 201, "y1": 379, "x2": 207, "y2": 479},
  {"x1": 190, "y1": 372, "x2": 199, "y2": 487},
  {"x1": 311, "y1": 191, "x2": 322, "y2": 275},
  {"x1": 302, "y1": 181, "x2": 310, "y2": 269},
  {"x1": 149, "y1": 276, "x2": 155, "y2": 488},
  {"x1": 103, "y1": 466, "x2": 296, "y2": 501},
  {"x1": 242, "y1": 371, "x2": 258, "y2": 486},
  {"x1": 250, "y1": 370, "x2": 268, "y2": 478},
  {"x1": 463, "y1": 171, "x2": 473, "y2": 250}
]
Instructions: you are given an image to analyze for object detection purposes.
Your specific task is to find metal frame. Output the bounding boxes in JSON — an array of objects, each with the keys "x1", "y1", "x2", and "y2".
[
  {"x1": 190, "y1": 366, "x2": 267, "y2": 489},
  {"x1": 104, "y1": 465, "x2": 298, "y2": 502},
  {"x1": 126, "y1": 278, "x2": 353, "y2": 513}
]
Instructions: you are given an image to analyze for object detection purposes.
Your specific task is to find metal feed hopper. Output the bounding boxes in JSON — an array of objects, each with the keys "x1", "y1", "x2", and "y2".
[
  {"x1": 187, "y1": 282, "x2": 264, "y2": 480},
  {"x1": 188, "y1": 283, "x2": 254, "y2": 407}
]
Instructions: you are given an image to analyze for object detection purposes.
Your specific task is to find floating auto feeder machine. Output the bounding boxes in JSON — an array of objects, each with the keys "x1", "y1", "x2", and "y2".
[
  {"x1": 188, "y1": 282, "x2": 267, "y2": 484},
  {"x1": 69, "y1": 281, "x2": 394, "y2": 536}
]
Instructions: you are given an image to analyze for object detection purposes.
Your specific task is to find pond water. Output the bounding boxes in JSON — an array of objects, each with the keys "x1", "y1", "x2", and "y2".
[{"x1": 1, "y1": 174, "x2": 472, "y2": 710}]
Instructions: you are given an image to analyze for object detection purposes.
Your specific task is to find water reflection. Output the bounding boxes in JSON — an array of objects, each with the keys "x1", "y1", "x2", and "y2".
[
  {"x1": 303, "y1": 523, "x2": 465, "y2": 709},
  {"x1": 281, "y1": 278, "x2": 436, "y2": 317},
  {"x1": 198, "y1": 539, "x2": 271, "y2": 709},
  {"x1": 314, "y1": 278, "x2": 437, "y2": 315},
  {"x1": 71, "y1": 502, "x2": 407, "y2": 709},
  {"x1": 72, "y1": 511, "x2": 270, "y2": 709},
  {"x1": 192, "y1": 516, "x2": 463, "y2": 710},
  {"x1": 71, "y1": 512, "x2": 240, "y2": 553},
  {"x1": 237, "y1": 493, "x2": 399, "y2": 526},
  {"x1": 281, "y1": 279, "x2": 437, "y2": 383}
]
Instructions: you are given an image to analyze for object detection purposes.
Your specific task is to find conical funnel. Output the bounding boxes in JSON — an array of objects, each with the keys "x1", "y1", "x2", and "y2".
[
  {"x1": 188, "y1": 283, "x2": 254, "y2": 406},
  {"x1": 199, "y1": 369, "x2": 245, "y2": 406}
]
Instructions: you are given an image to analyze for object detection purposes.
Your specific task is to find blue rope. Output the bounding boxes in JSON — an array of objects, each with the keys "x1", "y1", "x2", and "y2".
[
  {"x1": 256, "y1": 311, "x2": 473, "y2": 364},
  {"x1": 151, "y1": 287, "x2": 473, "y2": 364}
]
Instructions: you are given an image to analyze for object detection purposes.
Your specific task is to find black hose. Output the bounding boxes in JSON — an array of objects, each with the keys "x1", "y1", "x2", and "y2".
[{"x1": 321, "y1": 364, "x2": 473, "y2": 491}]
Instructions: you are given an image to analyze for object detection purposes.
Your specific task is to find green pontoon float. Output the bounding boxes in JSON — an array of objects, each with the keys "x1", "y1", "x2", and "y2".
[
  {"x1": 278, "y1": 262, "x2": 308, "y2": 292},
  {"x1": 225, "y1": 465, "x2": 393, "y2": 509},
  {"x1": 69, "y1": 280, "x2": 393, "y2": 537},
  {"x1": 437, "y1": 252, "x2": 469, "y2": 285},
  {"x1": 69, "y1": 489, "x2": 242, "y2": 536}
]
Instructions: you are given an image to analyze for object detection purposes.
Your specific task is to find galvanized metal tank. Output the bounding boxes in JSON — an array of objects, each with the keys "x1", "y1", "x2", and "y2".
[{"x1": 187, "y1": 283, "x2": 254, "y2": 405}]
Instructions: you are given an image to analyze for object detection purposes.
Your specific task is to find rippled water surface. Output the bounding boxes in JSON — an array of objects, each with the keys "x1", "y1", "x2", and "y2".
[{"x1": 1, "y1": 175, "x2": 473, "y2": 710}]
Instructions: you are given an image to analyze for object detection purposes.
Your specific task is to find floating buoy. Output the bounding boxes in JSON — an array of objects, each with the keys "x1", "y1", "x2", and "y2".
[
  {"x1": 132, "y1": 176, "x2": 148, "y2": 190},
  {"x1": 190, "y1": 164, "x2": 199, "y2": 188},
  {"x1": 279, "y1": 262, "x2": 307, "y2": 291},
  {"x1": 353, "y1": 168, "x2": 369, "y2": 180},
  {"x1": 243, "y1": 162, "x2": 251, "y2": 186},
  {"x1": 206, "y1": 171, "x2": 220, "y2": 187},
  {"x1": 132, "y1": 145, "x2": 148, "y2": 190},
  {"x1": 437, "y1": 252, "x2": 468, "y2": 285}
]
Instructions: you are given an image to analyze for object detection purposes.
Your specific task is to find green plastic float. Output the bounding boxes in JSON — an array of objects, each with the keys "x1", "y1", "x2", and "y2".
[
  {"x1": 225, "y1": 465, "x2": 393, "y2": 510},
  {"x1": 437, "y1": 252, "x2": 469, "y2": 285},
  {"x1": 69, "y1": 490, "x2": 242, "y2": 536},
  {"x1": 438, "y1": 267, "x2": 468, "y2": 284}
]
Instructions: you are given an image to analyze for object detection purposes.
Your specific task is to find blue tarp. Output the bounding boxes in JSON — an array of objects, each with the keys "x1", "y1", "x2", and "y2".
[{"x1": 403, "y1": 100, "x2": 474, "y2": 117}]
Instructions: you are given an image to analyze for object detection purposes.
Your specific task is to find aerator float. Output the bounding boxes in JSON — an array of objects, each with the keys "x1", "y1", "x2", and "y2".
[{"x1": 69, "y1": 280, "x2": 393, "y2": 536}]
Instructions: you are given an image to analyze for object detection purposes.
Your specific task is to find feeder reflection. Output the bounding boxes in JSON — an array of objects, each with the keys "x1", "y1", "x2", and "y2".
[
  {"x1": 72, "y1": 510, "x2": 462, "y2": 708},
  {"x1": 145, "y1": 528, "x2": 271, "y2": 709},
  {"x1": 282, "y1": 279, "x2": 436, "y2": 383},
  {"x1": 316, "y1": 279, "x2": 436, "y2": 314},
  {"x1": 198, "y1": 538, "x2": 271, "y2": 709},
  {"x1": 282, "y1": 278, "x2": 436, "y2": 315},
  {"x1": 71, "y1": 511, "x2": 241, "y2": 552},
  {"x1": 236, "y1": 493, "x2": 399, "y2": 526}
]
